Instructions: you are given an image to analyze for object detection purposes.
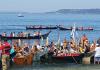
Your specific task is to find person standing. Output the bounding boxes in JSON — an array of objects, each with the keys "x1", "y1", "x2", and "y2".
[
  {"x1": 1, "y1": 39, "x2": 11, "y2": 70},
  {"x1": 0, "y1": 40, "x2": 2, "y2": 69},
  {"x1": 94, "y1": 44, "x2": 100, "y2": 64}
]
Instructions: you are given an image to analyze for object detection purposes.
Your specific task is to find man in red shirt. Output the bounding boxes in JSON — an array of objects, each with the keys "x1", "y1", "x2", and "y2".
[
  {"x1": 0, "y1": 40, "x2": 2, "y2": 70},
  {"x1": 1, "y1": 39, "x2": 11, "y2": 70}
]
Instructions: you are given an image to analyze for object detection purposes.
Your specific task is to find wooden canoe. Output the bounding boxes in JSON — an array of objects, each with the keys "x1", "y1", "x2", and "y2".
[
  {"x1": 26, "y1": 25, "x2": 57, "y2": 30},
  {"x1": 0, "y1": 31, "x2": 51, "y2": 40},
  {"x1": 13, "y1": 54, "x2": 33, "y2": 65},
  {"x1": 58, "y1": 26, "x2": 93, "y2": 31},
  {"x1": 52, "y1": 53, "x2": 84, "y2": 63}
]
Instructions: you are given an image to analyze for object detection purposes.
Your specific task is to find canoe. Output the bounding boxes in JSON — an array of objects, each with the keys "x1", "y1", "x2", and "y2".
[
  {"x1": 13, "y1": 56, "x2": 26, "y2": 65},
  {"x1": 58, "y1": 26, "x2": 72, "y2": 30},
  {"x1": 58, "y1": 26, "x2": 93, "y2": 31},
  {"x1": 76, "y1": 27, "x2": 93, "y2": 31},
  {"x1": 13, "y1": 54, "x2": 33, "y2": 65},
  {"x1": 50, "y1": 53, "x2": 84, "y2": 63},
  {"x1": 25, "y1": 54, "x2": 33, "y2": 65},
  {"x1": 40, "y1": 53, "x2": 84, "y2": 63},
  {"x1": 0, "y1": 31, "x2": 51, "y2": 40},
  {"x1": 26, "y1": 25, "x2": 57, "y2": 30}
]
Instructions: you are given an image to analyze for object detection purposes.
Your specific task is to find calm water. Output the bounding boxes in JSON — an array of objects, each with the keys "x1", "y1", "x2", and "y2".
[
  {"x1": 0, "y1": 13, "x2": 100, "y2": 43},
  {"x1": 9, "y1": 63, "x2": 100, "y2": 70},
  {"x1": 0, "y1": 13, "x2": 100, "y2": 70}
]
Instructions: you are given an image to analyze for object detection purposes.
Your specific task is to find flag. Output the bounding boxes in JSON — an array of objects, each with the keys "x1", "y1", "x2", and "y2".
[
  {"x1": 71, "y1": 24, "x2": 76, "y2": 41},
  {"x1": 70, "y1": 24, "x2": 80, "y2": 45}
]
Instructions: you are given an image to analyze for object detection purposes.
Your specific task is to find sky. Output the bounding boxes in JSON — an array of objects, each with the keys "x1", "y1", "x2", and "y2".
[{"x1": 0, "y1": 0, "x2": 100, "y2": 13}]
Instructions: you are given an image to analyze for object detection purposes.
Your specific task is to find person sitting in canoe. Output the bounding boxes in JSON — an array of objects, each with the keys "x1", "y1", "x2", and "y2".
[
  {"x1": 49, "y1": 42, "x2": 57, "y2": 53},
  {"x1": 48, "y1": 42, "x2": 57, "y2": 56},
  {"x1": 10, "y1": 32, "x2": 13, "y2": 37},
  {"x1": 10, "y1": 32, "x2": 15, "y2": 37},
  {"x1": 81, "y1": 34, "x2": 88, "y2": 49},
  {"x1": 84, "y1": 40, "x2": 90, "y2": 54},
  {"x1": 62, "y1": 39, "x2": 68, "y2": 49},
  {"x1": 2, "y1": 32, "x2": 6, "y2": 36},
  {"x1": 79, "y1": 42, "x2": 85, "y2": 53},
  {"x1": 68, "y1": 37, "x2": 78, "y2": 53},
  {"x1": 22, "y1": 43, "x2": 30, "y2": 55},
  {"x1": 59, "y1": 39, "x2": 69, "y2": 54},
  {"x1": 68, "y1": 42, "x2": 78, "y2": 53},
  {"x1": 81, "y1": 34, "x2": 88, "y2": 42},
  {"x1": 12, "y1": 32, "x2": 15, "y2": 37},
  {"x1": 20, "y1": 32, "x2": 24, "y2": 37},
  {"x1": 33, "y1": 31, "x2": 41, "y2": 36}
]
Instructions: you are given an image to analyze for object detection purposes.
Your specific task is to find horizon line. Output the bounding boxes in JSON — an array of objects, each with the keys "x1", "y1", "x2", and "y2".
[{"x1": 0, "y1": 8, "x2": 100, "y2": 13}]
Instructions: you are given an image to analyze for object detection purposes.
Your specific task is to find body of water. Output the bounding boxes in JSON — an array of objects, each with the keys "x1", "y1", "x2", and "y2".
[
  {"x1": 0, "y1": 13, "x2": 100, "y2": 43},
  {"x1": 9, "y1": 63, "x2": 100, "y2": 70},
  {"x1": 0, "y1": 13, "x2": 100, "y2": 70}
]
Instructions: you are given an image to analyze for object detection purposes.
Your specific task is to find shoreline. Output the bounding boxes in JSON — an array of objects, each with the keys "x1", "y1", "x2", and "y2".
[{"x1": 9, "y1": 63, "x2": 100, "y2": 70}]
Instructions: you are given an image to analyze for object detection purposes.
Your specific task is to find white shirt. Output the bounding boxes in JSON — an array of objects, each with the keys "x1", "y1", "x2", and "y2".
[
  {"x1": 95, "y1": 47, "x2": 100, "y2": 57},
  {"x1": 37, "y1": 45, "x2": 42, "y2": 50},
  {"x1": 69, "y1": 48, "x2": 75, "y2": 53}
]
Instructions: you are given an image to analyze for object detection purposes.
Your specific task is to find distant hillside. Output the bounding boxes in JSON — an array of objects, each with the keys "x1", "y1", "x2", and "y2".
[
  {"x1": 51, "y1": 9, "x2": 100, "y2": 14},
  {"x1": 1, "y1": 9, "x2": 100, "y2": 14}
]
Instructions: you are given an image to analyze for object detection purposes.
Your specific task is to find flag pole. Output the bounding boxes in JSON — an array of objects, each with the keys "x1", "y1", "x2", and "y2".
[{"x1": 57, "y1": 26, "x2": 60, "y2": 49}]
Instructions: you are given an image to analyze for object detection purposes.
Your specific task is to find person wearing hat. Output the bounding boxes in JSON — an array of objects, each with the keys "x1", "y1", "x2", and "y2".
[{"x1": 1, "y1": 39, "x2": 11, "y2": 70}]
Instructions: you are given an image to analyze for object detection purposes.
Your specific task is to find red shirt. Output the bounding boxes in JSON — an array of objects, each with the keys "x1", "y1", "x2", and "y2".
[{"x1": 2, "y1": 42, "x2": 11, "y2": 55}]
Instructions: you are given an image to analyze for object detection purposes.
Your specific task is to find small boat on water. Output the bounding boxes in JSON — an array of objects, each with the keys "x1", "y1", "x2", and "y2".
[
  {"x1": 40, "y1": 52, "x2": 85, "y2": 64},
  {"x1": 58, "y1": 26, "x2": 72, "y2": 30},
  {"x1": 47, "y1": 24, "x2": 93, "y2": 64},
  {"x1": 58, "y1": 26, "x2": 93, "y2": 31},
  {"x1": 52, "y1": 53, "x2": 84, "y2": 63},
  {"x1": 26, "y1": 25, "x2": 57, "y2": 30},
  {"x1": 13, "y1": 54, "x2": 33, "y2": 65},
  {"x1": 26, "y1": 25, "x2": 93, "y2": 31},
  {"x1": 18, "y1": 13, "x2": 24, "y2": 17},
  {"x1": 0, "y1": 31, "x2": 51, "y2": 40}
]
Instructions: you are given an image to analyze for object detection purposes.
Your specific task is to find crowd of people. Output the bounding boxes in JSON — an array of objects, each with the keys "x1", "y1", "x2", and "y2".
[
  {"x1": 8, "y1": 33, "x2": 100, "y2": 62},
  {"x1": 1, "y1": 31, "x2": 41, "y2": 37},
  {"x1": 0, "y1": 39, "x2": 11, "y2": 70},
  {"x1": 0, "y1": 33, "x2": 100, "y2": 70}
]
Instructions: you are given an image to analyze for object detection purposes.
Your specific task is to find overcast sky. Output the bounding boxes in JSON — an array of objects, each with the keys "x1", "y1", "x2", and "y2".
[{"x1": 0, "y1": 0, "x2": 100, "y2": 12}]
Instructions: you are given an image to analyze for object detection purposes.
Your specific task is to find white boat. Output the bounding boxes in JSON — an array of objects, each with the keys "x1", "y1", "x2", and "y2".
[{"x1": 18, "y1": 13, "x2": 24, "y2": 17}]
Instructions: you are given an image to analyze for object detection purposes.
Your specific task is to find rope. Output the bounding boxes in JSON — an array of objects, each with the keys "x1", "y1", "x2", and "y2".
[{"x1": 71, "y1": 55, "x2": 78, "y2": 64}]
